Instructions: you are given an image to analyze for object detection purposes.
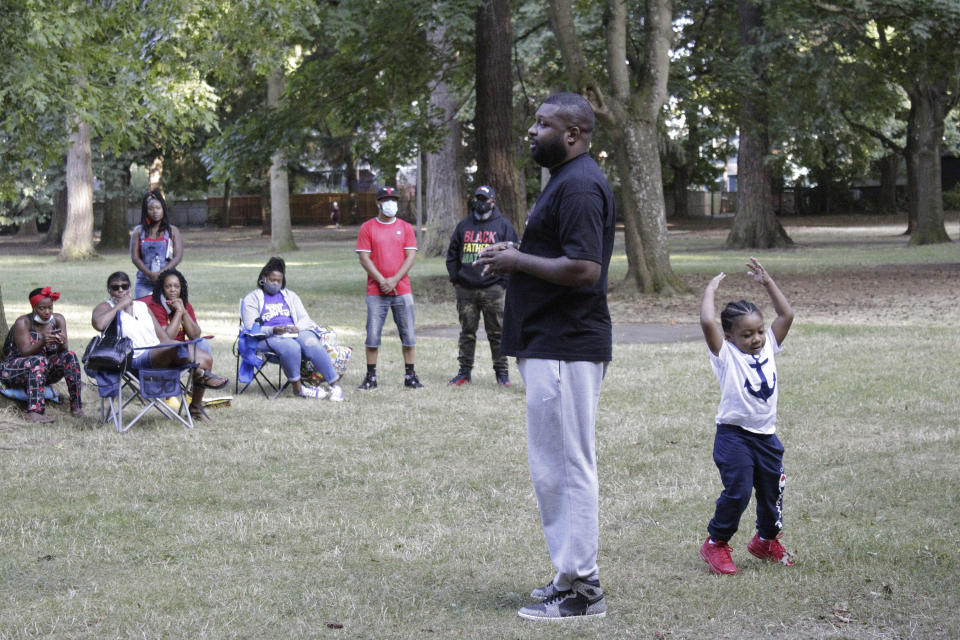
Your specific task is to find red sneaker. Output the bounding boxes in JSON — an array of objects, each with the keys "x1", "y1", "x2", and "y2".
[
  {"x1": 747, "y1": 533, "x2": 795, "y2": 566},
  {"x1": 700, "y1": 537, "x2": 737, "y2": 575}
]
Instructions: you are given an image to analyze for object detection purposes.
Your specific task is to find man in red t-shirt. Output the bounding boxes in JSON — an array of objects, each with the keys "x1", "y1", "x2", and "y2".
[{"x1": 355, "y1": 186, "x2": 422, "y2": 389}]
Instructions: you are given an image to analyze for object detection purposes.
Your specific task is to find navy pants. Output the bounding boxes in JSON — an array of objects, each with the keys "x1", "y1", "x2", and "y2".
[{"x1": 708, "y1": 423, "x2": 786, "y2": 542}]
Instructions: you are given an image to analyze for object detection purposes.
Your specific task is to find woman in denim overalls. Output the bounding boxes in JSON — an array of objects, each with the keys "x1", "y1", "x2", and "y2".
[{"x1": 130, "y1": 190, "x2": 183, "y2": 299}]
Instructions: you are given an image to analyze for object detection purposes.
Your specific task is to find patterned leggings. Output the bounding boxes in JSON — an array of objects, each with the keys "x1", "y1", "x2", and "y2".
[{"x1": 0, "y1": 351, "x2": 82, "y2": 414}]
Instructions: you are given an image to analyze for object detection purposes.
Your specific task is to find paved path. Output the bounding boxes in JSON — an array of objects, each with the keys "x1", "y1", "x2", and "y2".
[{"x1": 417, "y1": 323, "x2": 702, "y2": 345}]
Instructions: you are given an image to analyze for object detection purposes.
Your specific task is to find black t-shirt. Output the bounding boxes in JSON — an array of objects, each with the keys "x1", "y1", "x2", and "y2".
[{"x1": 501, "y1": 153, "x2": 615, "y2": 361}]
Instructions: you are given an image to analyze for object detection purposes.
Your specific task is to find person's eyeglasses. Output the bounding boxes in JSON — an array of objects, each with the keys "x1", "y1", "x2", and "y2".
[{"x1": 109, "y1": 283, "x2": 130, "y2": 291}]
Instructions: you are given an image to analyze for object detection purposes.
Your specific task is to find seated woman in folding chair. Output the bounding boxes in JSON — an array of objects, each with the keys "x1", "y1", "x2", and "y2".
[
  {"x1": 240, "y1": 257, "x2": 345, "y2": 402},
  {"x1": 1, "y1": 286, "x2": 84, "y2": 423},
  {"x1": 92, "y1": 271, "x2": 228, "y2": 422},
  {"x1": 140, "y1": 268, "x2": 227, "y2": 380}
]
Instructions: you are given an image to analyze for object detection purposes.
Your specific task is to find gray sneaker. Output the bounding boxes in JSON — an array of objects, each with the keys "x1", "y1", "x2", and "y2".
[
  {"x1": 518, "y1": 579, "x2": 606, "y2": 620},
  {"x1": 530, "y1": 581, "x2": 561, "y2": 599}
]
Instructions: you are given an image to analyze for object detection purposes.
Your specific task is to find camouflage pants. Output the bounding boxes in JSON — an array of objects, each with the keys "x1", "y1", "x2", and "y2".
[{"x1": 455, "y1": 284, "x2": 507, "y2": 374}]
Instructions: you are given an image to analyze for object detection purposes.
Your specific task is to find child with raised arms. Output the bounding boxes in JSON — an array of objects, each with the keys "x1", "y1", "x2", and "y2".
[{"x1": 698, "y1": 257, "x2": 795, "y2": 575}]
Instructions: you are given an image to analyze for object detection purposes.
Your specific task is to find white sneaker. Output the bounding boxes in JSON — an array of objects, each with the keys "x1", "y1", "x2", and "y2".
[
  {"x1": 328, "y1": 385, "x2": 344, "y2": 402},
  {"x1": 299, "y1": 385, "x2": 328, "y2": 399}
]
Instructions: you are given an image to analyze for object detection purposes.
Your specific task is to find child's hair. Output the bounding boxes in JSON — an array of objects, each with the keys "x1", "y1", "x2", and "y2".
[{"x1": 720, "y1": 299, "x2": 760, "y2": 332}]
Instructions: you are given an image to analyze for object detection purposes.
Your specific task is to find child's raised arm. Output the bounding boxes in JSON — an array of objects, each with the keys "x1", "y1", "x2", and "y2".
[
  {"x1": 700, "y1": 273, "x2": 726, "y2": 356},
  {"x1": 747, "y1": 257, "x2": 794, "y2": 345}
]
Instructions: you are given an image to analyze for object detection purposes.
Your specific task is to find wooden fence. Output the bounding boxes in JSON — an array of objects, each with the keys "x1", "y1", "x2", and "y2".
[{"x1": 207, "y1": 192, "x2": 379, "y2": 227}]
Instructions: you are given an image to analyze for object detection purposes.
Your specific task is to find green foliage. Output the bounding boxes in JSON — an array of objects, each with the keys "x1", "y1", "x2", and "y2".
[
  {"x1": 943, "y1": 182, "x2": 960, "y2": 211},
  {"x1": 0, "y1": 0, "x2": 220, "y2": 210}
]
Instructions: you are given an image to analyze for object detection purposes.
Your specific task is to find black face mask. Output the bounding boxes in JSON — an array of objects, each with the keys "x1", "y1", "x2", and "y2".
[{"x1": 472, "y1": 200, "x2": 494, "y2": 221}]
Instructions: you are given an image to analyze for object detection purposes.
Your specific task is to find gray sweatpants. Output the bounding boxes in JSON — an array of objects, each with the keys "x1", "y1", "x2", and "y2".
[{"x1": 518, "y1": 358, "x2": 606, "y2": 591}]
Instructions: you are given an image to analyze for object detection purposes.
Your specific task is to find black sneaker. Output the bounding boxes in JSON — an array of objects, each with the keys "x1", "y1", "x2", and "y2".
[
  {"x1": 496, "y1": 372, "x2": 512, "y2": 387},
  {"x1": 530, "y1": 581, "x2": 560, "y2": 599},
  {"x1": 448, "y1": 369, "x2": 471, "y2": 386},
  {"x1": 518, "y1": 579, "x2": 606, "y2": 620},
  {"x1": 404, "y1": 373, "x2": 424, "y2": 389},
  {"x1": 357, "y1": 374, "x2": 378, "y2": 390}
]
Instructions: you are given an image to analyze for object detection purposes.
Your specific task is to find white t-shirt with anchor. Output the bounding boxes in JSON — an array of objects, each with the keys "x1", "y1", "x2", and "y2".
[{"x1": 710, "y1": 326, "x2": 782, "y2": 435}]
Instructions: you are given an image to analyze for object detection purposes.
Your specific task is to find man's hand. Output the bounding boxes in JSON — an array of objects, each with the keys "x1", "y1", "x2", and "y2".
[
  {"x1": 475, "y1": 241, "x2": 519, "y2": 277},
  {"x1": 380, "y1": 276, "x2": 397, "y2": 295}
]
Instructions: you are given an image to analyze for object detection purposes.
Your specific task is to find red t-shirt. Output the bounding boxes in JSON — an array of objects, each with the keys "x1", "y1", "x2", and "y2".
[
  {"x1": 356, "y1": 216, "x2": 417, "y2": 296},
  {"x1": 140, "y1": 296, "x2": 198, "y2": 342}
]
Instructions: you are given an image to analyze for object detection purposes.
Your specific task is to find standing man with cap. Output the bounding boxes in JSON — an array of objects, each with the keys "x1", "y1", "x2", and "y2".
[
  {"x1": 445, "y1": 185, "x2": 518, "y2": 386},
  {"x1": 476, "y1": 92, "x2": 615, "y2": 620},
  {"x1": 355, "y1": 186, "x2": 423, "y2": 390}
]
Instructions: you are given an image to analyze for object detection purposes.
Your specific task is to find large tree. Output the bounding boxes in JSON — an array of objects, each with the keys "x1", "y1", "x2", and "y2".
[
  {"x1": 813, "y1": 0, "x2": 959, "y2": 243},
  {"x1": 422, "y1": 17, "x2": 466, "y2": 256},
  {"x1": 548, "y1": 0, "x2": 683, "y2": 293},
  {"x1": 725, "y1": 0, "x2": 791, "y2": 248},
  {"x1": 474, "y1": 0, "x2": 524, "y2": 230},
  {"x1": 1, "y1": 0, "x2": 218, "y2": 259}
]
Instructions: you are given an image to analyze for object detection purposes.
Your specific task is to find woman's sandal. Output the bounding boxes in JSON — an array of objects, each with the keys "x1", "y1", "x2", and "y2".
[
  {"x1": 189, "y1": 405, "x2": 212, "y2": 422},
  {"x1": 197, "y1": 371, "x2": 229, "y2": 389}
]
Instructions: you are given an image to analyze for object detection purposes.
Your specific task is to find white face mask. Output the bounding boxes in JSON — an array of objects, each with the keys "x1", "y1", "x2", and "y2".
[{"x1": 380, "y1": 200, "x2": 398, "y2": 217}]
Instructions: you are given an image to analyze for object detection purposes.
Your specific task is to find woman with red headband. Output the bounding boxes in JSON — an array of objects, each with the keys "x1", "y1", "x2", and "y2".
[
  {"x1": 0, "y1": 287, "x2": 83, "y2": 423},
  {"x1": 130, "y1": 190, "x2": 183, "y2": 299}
]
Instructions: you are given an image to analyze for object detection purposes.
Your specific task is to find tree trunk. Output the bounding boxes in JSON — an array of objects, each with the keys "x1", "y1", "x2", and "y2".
[
  {"x1": 60, "y1": 117, "x2": 97, "y2": 260},
  {"x1": 671, "y1": 164, "x2": 691, "y2": 218},
  {"x1": 475, "y1": 0, "x2": 523, "y2": 231},
  {"x1": 43, "y1": 169, "x2": 68, "y2": 247},
  {"x1": 148, "y1": 156, "x2": 163, "y2": 191},
  {"x1": 268, "y1": 70, "x2": 297, "y2": 251},
  {"x1": 726, "y1": 0, "x2": 791, "y2": 249},
  {"x1": 0, "y1": 285, "x2": 8, "y2": 350},
  {"x1": 906, "y1": 85, "x2": 951, "y2": 244},
  {"x1": 259, "y1": 177, "x2": 270, "y2": 236},
  {"x1": 99, "y1": 160, "x2": 130, "y2": 250},
  {"x1": 547, "y1": 0, "x2": 683, "y2": 293},
  {"x1": 15, "y1": 211, "x2": 39, "y2": 236},
  {"x1": 903, "y1": 110, "x2": 918, "y2": 235},
  {"x1": 422, "y1": 19, "x2": 464, "y2": 256},
  {"x1": 220, "y1": 178, "x2": 232, "y2": 227},
  {"x1": 345, "y1": 146, "x2": 358, "y2": 226},
  {"x1": 877, "y1": 153, "x2": 899, "y2": 215}
]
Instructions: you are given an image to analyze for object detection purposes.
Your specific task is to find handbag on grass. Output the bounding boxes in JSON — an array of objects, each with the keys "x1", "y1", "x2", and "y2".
[{"x1": 83, "y1": 313, "x2": 133, "y2": 370}]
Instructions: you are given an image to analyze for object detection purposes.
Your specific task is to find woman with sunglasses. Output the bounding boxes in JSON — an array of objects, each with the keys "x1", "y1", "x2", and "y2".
[
  {"x1": 130, "y1": 190, "x2": 183, "y2": 299},
  {"x1": 92, "y1": 272, "x2": 228, "y2": 422},
  {"x1": 1, "y1": 286, "x2": 83, "y2": 423}
]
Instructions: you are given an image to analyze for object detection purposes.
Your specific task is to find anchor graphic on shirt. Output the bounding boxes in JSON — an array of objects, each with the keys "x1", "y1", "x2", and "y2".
[{"x1": 744, "y1": 355, "x2": 776, "y2": 402}]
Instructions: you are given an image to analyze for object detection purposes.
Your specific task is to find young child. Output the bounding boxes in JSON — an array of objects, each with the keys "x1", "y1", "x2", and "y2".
[{"x1": 698, "y1": 257, "x2": 795, "y2": 575}]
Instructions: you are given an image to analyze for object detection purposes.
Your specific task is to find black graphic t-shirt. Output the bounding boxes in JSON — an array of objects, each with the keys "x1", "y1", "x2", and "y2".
[{"x1": 446, "y1": 210, "x2": 519, "y2": 288}]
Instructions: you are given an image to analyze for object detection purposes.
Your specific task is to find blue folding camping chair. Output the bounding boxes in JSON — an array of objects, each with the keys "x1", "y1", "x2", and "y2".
[{"x1": 85, "y1": 339, "x2": 203, "y2": 433}]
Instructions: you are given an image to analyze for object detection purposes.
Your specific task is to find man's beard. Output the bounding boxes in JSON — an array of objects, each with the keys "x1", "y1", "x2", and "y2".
[{"x1": 530, "y1": 135, "x2": 567, "y2": 168}]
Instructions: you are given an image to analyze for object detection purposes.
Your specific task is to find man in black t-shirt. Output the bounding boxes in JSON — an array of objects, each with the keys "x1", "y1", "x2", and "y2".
[
  {"x1": 445, "y1": 185, "x2": 519, "y2": 386},
  {"x1": 477, "y1": 93, "x2": 614, "y2": 621}
]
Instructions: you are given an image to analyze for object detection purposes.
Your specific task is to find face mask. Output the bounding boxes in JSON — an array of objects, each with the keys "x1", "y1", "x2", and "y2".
[
  {"x1": 472, "y1": 200, "x2": 494, "y2": 221},
  {"x1": 33, "y1": 314, "x2": 53, "y2": 324},
  {"x1": 381, "y1": 200, "x2": 398, "y2": 217},
  {"x1": 261, "y1": 281, "x2": 281, "y2": 296}
]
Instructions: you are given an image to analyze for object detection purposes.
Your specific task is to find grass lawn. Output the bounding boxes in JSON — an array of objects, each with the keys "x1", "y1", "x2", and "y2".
[{"x1": 1, "y1": 215, "x2": 958, "y2": 639}]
